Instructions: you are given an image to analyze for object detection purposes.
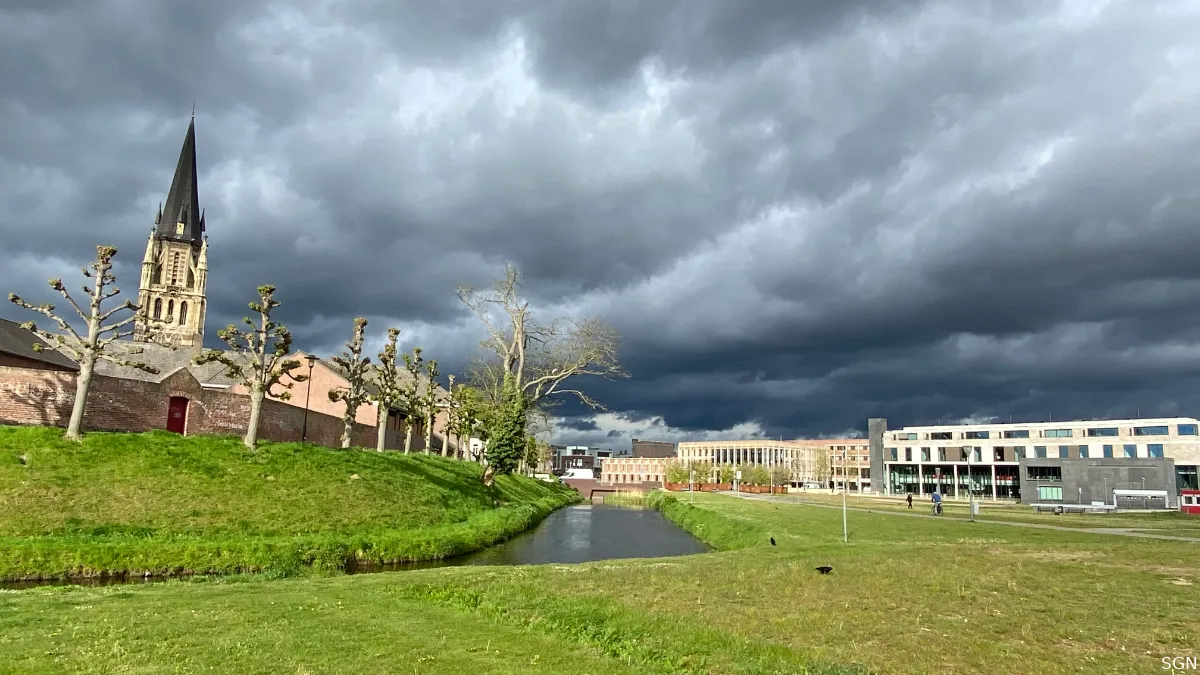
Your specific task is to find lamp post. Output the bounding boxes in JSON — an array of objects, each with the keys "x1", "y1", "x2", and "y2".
[
  {"x1": 842, "y1": 448, "x2": 848, "y2": 543},
  {"x1": 301, "y1": 354, "x2": 317, "y2": 442},
  {"x1": 963, "y1": 445, "x2": 975, "y2": 522}
]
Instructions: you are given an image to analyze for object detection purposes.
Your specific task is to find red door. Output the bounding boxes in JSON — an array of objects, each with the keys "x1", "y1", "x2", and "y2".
[{"x1": 166, "y1": 397, "x2": 189, "y2": 434}]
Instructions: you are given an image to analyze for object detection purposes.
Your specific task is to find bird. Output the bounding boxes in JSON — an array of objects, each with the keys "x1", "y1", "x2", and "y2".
[
  {"x1": 815, "y1": 566, "x2": 833, "y2": 575},
  {"x1": 769, "y1": 537, "x2": 776, "y2": 546}
]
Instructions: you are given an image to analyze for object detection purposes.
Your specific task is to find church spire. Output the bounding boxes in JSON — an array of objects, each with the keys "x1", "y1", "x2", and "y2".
[{"x1": 154, "y1": 118, "x2": 203, "y2": 245}]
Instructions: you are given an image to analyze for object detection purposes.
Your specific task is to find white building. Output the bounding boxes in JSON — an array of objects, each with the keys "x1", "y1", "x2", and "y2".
[
  {"x1": 676, "y1": 438, "x2": 871, "y2": 490},
  {"x1": 875, "y1": 417, "x2": 1200, "y2": 500}
]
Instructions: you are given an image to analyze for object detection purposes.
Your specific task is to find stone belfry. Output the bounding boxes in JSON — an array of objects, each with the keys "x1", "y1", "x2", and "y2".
[{"x1": 134, "y1": 117, "x2": 208, "y2": 352}]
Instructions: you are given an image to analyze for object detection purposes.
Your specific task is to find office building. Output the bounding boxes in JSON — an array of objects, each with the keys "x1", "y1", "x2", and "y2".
[{"x1": 868, "y1": 417, "x2": 1200, "y2": 506}]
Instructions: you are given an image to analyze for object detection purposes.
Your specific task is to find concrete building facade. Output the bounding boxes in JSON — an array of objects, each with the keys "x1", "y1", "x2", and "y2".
[
  {"x1": 1019, "y1": 457, "x2": 1176, "y2": 508},
  {"x1": 675, "y1": 438, "x2": 871, "y2": 489},
  {"x1": 868, "y1": 417, "x2": 1200, "y2": 504},
  {"x1": 598, "y1": 457, "x2": 669, "y2": 486}
]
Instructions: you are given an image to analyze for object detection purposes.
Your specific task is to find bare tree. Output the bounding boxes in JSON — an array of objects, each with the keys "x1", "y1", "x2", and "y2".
[
  {"x1": 457, "y1": 265, "x2": 627, "y2": 478},
  {"x1": 420, "y1": 359, "x2": 441, "y2": 455},
  {"x1": 8, "y1": 245, "x2": 161, "y2": 441},
  {"x1": 369, "y1": 327, "x2": 403, "y2": 452},
  {"x1": 194, "y1": 285, "x2": 305, "y2": 450},
  {"x1": 328, "y1": 317, "x2": 371, "y2": 449},
  {"x1": 457, "y1": 265, "x2": 628, "y2": 412},
  {"x1": 399, "y1": 346, "x2": 424, "y2": 454}
]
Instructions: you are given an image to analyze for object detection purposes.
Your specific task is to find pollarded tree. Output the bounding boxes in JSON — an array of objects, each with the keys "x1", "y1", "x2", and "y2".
[
  {"x1": 399, "y1": 346, "x2": 424, "y2": 454},
  {"x1": 452, "y1": 382, "x2": 488, "y2": 463},
  {"x1": 443, "y1": 374, "x2": 462, "y2": 458},
  {"x1": 420, "y1": 358, "x2": 440, "y2": 455},
  {"x1": 194, "y1": 285, "x2": 305, "y2": 450},
  {"x1": 369, "y1": 327, "x2": 403, "y2": 452},
  {"x1": 328, "y1": 317, "x2": 371, "y2": 449},
  {"x1": 8, "y1": 245, "x2": 161, "y2": 441}
]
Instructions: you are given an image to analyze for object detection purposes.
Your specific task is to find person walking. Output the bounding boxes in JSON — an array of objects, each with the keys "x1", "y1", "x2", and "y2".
[
  {"x1": 930, "y1": 491, "x2": 943, "y2": 515},
  {"x1": 906, "y1": 493, "x2": 913, "y2": 510}
]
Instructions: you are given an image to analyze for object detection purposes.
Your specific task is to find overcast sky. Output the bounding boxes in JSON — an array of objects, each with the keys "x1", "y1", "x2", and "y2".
[{"x1": 3, "y1": 1, "x2": 1200, "y2": 447}]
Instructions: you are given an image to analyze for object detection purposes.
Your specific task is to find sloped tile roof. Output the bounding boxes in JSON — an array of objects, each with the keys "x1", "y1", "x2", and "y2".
[{"x1": 0, "y1": 318, "x2": 80, "y2": 370}]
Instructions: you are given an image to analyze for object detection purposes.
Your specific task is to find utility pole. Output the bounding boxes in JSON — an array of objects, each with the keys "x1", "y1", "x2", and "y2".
[
  {"x1": 842, "y1": 448, "x2": 848, "y2": 543},
  {"x1": 963, "y1": 445, "x2": 975, "y2": 522}
]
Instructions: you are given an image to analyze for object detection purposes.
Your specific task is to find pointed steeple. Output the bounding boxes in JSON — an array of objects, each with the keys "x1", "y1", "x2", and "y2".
[{"x1": 154, "y1": 118, "x2": 204, "y2": 245}]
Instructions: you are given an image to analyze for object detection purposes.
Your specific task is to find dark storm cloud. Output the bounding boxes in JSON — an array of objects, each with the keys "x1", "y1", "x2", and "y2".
[{"x1": 3, "y1": 0, "x2": 1200, "y2": 447}]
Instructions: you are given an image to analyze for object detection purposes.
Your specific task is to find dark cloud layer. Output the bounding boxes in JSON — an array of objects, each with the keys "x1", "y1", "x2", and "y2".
[{"x1": 3, "y1": 0, "x2": 1199, "y2": 447}]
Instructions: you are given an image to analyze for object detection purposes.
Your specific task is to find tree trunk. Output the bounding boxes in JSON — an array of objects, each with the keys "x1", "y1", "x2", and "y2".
[
  {"x1": 64, "y1": 354, "x2": 96, "y2": 441},
  {"x1": 375, "y1": 405, "x2": 387, "y2": 452},
  {"x1": 340, "y1": 415, "x2": 353, "y2": 449},
  {"x1": 403, "y1": 419, "x2": 413, "y2": 454},
  {"x1": 244, "y1": 388, "x2": 265, "y2": 450},
  {"x1": 424, "y1": 415, "x2": 433, "y2": 455}
]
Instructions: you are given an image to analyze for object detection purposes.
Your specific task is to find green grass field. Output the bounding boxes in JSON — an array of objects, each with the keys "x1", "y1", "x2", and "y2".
[
  {"x1": 0, "y1": 425, "x2": 578, "y2": 580},
  {"x1": 790, "y1": 490, "x2": 1200, "y2": 531},
  {"x1": 3, "y1": 488, "x2": 1198, "y2": 674}
]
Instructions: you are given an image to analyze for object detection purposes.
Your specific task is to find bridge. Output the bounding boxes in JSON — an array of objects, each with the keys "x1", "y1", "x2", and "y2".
[{"x1": 562, "y1": 479, "x2": 661, "y2": 501}]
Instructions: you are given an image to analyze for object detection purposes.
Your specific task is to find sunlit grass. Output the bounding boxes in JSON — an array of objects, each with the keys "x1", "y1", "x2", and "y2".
[{"x1": 0, "y1": 425, "x2": 578, "y2": 580}]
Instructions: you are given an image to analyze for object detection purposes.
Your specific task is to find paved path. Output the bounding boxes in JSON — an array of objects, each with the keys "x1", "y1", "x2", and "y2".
[{"x1": 720, "y1": 491, "x2": 1200, "y2": 543}]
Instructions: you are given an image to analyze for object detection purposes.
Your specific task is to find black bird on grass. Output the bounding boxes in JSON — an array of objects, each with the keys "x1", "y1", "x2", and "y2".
[
  {"x1": 769, "y1": 537, "x2": 776, "y2": 546},
  {"x1": 815, "y1": 566, "x2": 833, "y2": 575}
]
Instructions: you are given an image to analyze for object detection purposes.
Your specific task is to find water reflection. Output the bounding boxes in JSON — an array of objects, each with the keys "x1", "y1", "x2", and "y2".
[{"x1": 458, "y1": 503, "x2": 710, "y2": 566}]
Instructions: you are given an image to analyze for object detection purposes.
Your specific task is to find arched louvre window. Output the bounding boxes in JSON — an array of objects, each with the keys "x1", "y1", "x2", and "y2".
[
  {"x1": 167, "y1": 300, "x2": 174, "y2": 321},
  {"x1": 179, "y1": 302, "x2": 189, "y2": 324},
  {"x1": 153, "y1": 298, "x2": 162, "y2": 320}
]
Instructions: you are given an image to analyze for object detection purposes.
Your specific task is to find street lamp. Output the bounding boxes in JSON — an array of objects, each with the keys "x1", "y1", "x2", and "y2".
[
  {"x1": 301, "y1": 354, "x2": 317, "y2": 442},
  {"x1": 841, "y1": 448, "x2": 848, "y2": 543},
  {"x1": 962, "y1": 445, "x2": 975, "y2": 523}
]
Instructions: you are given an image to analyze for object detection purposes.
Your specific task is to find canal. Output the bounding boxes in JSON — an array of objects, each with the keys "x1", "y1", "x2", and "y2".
[{"x1": 2, "y1": 504, "x2": 710, "y2": 588}]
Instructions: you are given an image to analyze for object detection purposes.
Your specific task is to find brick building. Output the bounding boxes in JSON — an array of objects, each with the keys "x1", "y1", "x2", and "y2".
[
  {"x1": 0, "y1": 118, "x2": 459, "y2": 454},
  {"x1": 630, "y1": 438, "x2": 676, "y2": 458},
  {"x1": 599, "y1": 456, "x2": 669, "y2": 487}
]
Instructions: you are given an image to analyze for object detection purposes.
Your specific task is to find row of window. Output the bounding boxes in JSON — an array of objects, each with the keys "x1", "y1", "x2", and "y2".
[
  {"x1": 886, "y1": 444, "x2": 1166, "y2": 462},
  {"x1": 892, "y1": 424, "x2": 1198, "y2": 442},
  {"x1": 151, "y1": 298, "x2": 190, "y2": 324}
]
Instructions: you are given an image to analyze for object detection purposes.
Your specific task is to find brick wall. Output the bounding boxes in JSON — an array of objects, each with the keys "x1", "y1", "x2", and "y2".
[{"x1": 0, "y1": 365, "x2": 379, "y2": 449}]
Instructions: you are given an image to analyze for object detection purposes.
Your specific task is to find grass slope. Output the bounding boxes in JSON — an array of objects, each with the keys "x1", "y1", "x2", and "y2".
[{"x1": 0, "y1": 425, "x2": 578, "y2": 580}]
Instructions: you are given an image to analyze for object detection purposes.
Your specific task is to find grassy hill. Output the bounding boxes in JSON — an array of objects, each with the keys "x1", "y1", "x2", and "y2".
[{"x1": 0, "y1": 425, "x2": 578, "y2": 581}]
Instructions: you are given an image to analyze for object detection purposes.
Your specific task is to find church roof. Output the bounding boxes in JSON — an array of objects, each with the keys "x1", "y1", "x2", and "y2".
[{"x1": 153, "y1": 118, "x2": 205, "y2": 245}]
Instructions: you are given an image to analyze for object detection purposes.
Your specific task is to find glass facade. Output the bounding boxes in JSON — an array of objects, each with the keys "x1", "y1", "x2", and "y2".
[
  {"x1": 1133, "y1": 425, "x2": 1169, "y2": 436},
  {"x1": 1044, "y1": 429, "x2": 1073, "y2": 438},
  {"x1": 1148, "y1": 444, "x2": 1164, "y2": 458},
  {"x1": 1124, "y1": 444, "x2": 1137, "y2": 458},
  {"x1": 1179, "y1": 424, "x2": 1199, "y2": 436},
  {"x1": 1086, "y1": 427, "x2": 1119, "y2": 437},
  {"x1": 1178, "y1": 466, "x2": 1199, "y2": 491},
  {"x1": 1103, "y1": 444, "x2": 1114, "y2": 458}
]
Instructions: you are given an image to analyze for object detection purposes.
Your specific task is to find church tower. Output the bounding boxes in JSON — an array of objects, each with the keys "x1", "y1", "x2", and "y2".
[{"x1": 134, "y1": 117, "x2": 208, "y2": 352}]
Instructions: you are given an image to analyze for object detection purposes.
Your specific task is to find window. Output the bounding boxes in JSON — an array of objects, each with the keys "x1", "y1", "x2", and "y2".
[
  {"x1": 1003, "y1": 429, "x2": 1030, "y2": 439},
  {"x1": 973, "y1": 447, "x2": 982, "y2": 463},
  {"x1": 937, "y1": 448, "x2": 946, "y2": 462},
  {"x1": 1103, "y1": 444, "x2": 1114, "y2": 458},
  {"x1": 1178, "y1": 466, "x2": 1198, "y2": 491},
  {"x1": 1037, "y1": 486, "x2": 1064, "y2": 501},
  {"x1": 930, "y1": 432, "x2": 952, "y2": 440},
  {"x1": 1148, "y1": 444, "x2": 1164, "y2": 458},
  {"x1": 1134, "y1": 425, "x2": 1169, "y2": 436},
  {"x1": 1034, "y1": 446, "x2": 1047, "y2": 458},
  {"x1": 1028, "y1": 466, "x2": 1062, "y2": 481},
  {"x1": 1178, "y1": 424, "x2": 1199, "y2": 436},
  {"x1": 1079, "y1": 445, "x2": 1089, "y2": 459},
  {"x1": 1123, "y1": 444, "x2": 1137, "y2": 458},
  {"x1": 903, "y1": 433, "x2": 918, "y2": 441},
  {"x1": 1087, "y1": 427, "x2": 1119, "y2": 437},
  {"x1": 905, "y1": 448, "x2": 912, "y2": 462},
  {"x1": 1044, "y1": 429, "x2": 1073, "y2": 438},
  {"x1": 187, "y1": 268, "x2": 195, "y2": 288},
  {"x1": 920, "y1": 448, "x2": 930, "y2": 462},
  {"x1": 994, "y1": 448, "x2": 1004, "y2": 462},
  {"x1": 964, "y1": 431, "x2": 990, "y2": 439},
  {"x1": 167, "y1": 300, "x2": 174, "y2": 321},
  {"x1": 1058, "y1": 445, "x2": 1069, "y2": 459},
  {"x1": 153, "y1": 298, "x2": 162, "y2": 320},
  {"x1": 1014, "y1": 446, "x2": 1026, "y2": 459},
  {"x1": 179, "y1": 302, "x2": 188, "y2": 324},
  {"x1": 887, "y1": 448, "x2": 897, "y2": 461}
]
